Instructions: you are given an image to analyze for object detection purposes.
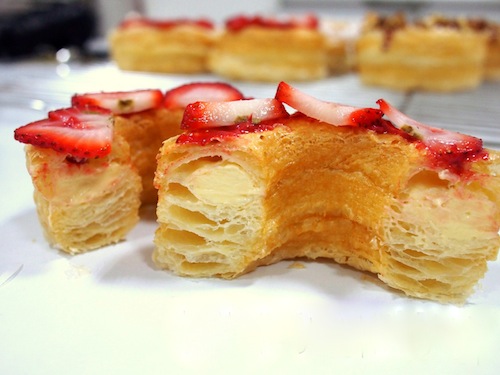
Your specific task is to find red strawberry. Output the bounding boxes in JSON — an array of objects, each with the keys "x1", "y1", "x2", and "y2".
[
  {"x1": 119, "y1": 17, "x2": 214, "y2": 30},
  {"x1": 163, "y1": 82, "x2": 245, "y2": 109},
  {"x1": 14, "y1": 107, "x2": 113, "y2": 159},
  {"x1": 377, "y1": 99, "x2": 483, "y2": 153},
  {"x1": 275, "y1": 81, "x2": 358, "y2": 126},
  {"x1": 377, "y1": 99, "x2": 486, "y2": 177},
  {"x1": 181, "y1": 98, "x2": 289, "y2": 130},
  {"x1": 226, "y1": 14, "x2": 318, "y2": 32},
  {"x1": 72, "y1": 89, "x2": 164, "y2": 115},
  {"x1": 48, "y1": 105, "x2": 111, "y2": 122}
]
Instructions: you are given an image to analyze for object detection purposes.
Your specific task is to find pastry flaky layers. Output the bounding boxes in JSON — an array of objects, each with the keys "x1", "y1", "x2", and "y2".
[
  {"x1": 154, "y1": 82, "x2": 500, "y2": 303},
  {"x1": 13, "y1": 83, "x2": 246, "y2": 253},
  {"x1": 13, "y1": 81, "x2": 500, "y2": 303}
]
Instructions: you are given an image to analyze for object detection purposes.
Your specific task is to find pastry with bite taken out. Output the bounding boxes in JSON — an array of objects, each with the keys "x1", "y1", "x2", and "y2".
[{"x1": 153, "y1": 81, "x2": 500, "y2": 303}]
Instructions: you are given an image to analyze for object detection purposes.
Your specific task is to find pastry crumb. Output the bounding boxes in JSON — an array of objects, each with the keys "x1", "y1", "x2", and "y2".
[{"x1": 288, "y1": 261, "x2": 306, "y2": 269}]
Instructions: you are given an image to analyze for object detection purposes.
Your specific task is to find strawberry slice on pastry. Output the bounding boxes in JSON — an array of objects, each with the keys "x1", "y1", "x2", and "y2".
[
  {"x1": 14, "y1": 106, "x2": 113, "y2": 160},
  {"x1": 275, "y1": 81, "x2": 359, "y2": 126},
  {"x1": 226, "y1": 13, "x2": 318, "y2": 31},
  {"x1": 181, "y1": 98, "x2": 289, "y2": 130},
  {"x1": 377, "y1": 99, "x2": 483, "y2": 155},
  {"x1": 377, "y1": 98, "x2": 486, "y2": 177},
  {"x1": 72, "y1": 89, "x2": 164, "y2": 115},
  {"x1": 164, "y1": 82, "x2": 245, "y2": 109}
]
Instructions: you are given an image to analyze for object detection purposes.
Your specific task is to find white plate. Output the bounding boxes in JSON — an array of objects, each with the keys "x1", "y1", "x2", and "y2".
[{"x1": 1, "y1": 62, "x2": 499, "y2": 375}]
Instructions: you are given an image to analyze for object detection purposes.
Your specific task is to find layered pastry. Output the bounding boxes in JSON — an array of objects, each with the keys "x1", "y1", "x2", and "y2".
[
  {"x1": 14, "y1": 105, "x2": 142, "y2": 254},
  {"x1": 71, "y1": 83, "x2": 244, "y2": 205},
  {"x1": 208, "y1": 14, "x2": 328, "y2": 82},
  {"x1": 108, "y1": 16, "x2": 216, "y2": 74},
  {"x1": 356, "y1": 13, "x2": 488, "y2": 92},
  {"x1": 14, "y1": 83, "x2": 245, "y2": 253},
  {"x1": 154, "y1": 81, "x2": 500, "y2": 303}
]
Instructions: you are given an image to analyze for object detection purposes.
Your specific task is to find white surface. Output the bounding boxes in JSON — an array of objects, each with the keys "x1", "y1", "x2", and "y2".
[{"x1": 1, "y1": 61, "x2": 500, "y2": 375}]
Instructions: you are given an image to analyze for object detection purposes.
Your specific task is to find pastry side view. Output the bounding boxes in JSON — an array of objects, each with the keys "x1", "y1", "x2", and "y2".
[
  {"x1": 13, "y1": 82, "x2": 500, "y2": 303},
  {"x1": 153, "y1": 82, "x2": 500, "y2": 303}
]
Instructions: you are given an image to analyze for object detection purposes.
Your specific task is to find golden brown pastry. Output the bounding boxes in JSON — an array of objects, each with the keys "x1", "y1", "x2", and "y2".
[
  {"x1": 114, "y1": 108, "x2": 184, "y2": 205},
  {"x1": 109, "y1": 16, "x2": 216, "y2": 74},
  {"x1": 153, "y1": 82, "x2": 500, "y2": 303},
  {"x1": 356, "y1": 13, "x2": 488, "y2": 92},
  {"x1": 208, "y1": 14, "x2": 328, "y2": 82},
  {"x1": 13, "y1": 84, "x2": 247, "y2": 253},
  {"x1": 15, "y1": 107, "x2": 142, "y2": 254}
]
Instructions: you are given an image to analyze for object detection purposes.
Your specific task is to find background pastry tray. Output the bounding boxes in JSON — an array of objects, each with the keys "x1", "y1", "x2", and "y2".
[{"x1": 1, "y1": 61, "x2": 499, "y2": 375}]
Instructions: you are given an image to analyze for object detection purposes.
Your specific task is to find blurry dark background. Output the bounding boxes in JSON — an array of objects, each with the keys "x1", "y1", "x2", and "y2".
[{"x1": 0, "y1": 1, "x2": 97, "y2": 59}]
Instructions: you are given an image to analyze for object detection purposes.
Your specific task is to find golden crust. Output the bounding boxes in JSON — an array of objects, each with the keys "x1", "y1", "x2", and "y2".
[
  {"x1": 356, "y1": 25, "x2": 487, "y2": 92},
  {"x1": 108, "y1": 25, "x2": 215, "y2": 73},
  {"x1": 154, "y1": 116, "x2": 500, "y2": 303},
  {"x1": 26, "y1": 134, "x2": 142, "y2": 254},
  {"x1": 114, "y1": 108, "x2": 184, "y2": 205},
  {"x1": 208, "y1": 27, "x2": 328, "y2": 82}
]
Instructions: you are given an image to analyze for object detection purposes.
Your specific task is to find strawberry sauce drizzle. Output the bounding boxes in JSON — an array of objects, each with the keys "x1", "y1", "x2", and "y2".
[
  {"x1": 350, "y1": 108, "x2": 417, "y2": 141},
  {"x1": 226, "y1": 14, "x2": 318, "y2": 32},
  {"x1": 350, "y1": 108, "x2": 487, "y2": 178},
  {"x1": 120, "y1": 17, "x2": 214, "y2": 30},
  {"x1": 176, "y1": 121, "x2": 279, "y2": 146},
  {"x1": 415, "y1": 141, "x2": 488, "y2": 178}
]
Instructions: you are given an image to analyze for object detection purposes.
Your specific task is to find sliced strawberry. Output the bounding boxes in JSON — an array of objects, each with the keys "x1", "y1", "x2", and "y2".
[
  {"x1": 275, "y1": 81, "x2": 358, "y2": 126},
  {"x1": 119, "y1": 17, "x2": 214, "y2": 30},
  {"x1": 377, "y1": 99, "x2": 486, "y2": 177},
  {"x1": 14, "y1": 107, "x2": 113, "y2": 159},
  {"x1": 377, "y1": 99, "x2": 483, "y2": 153},
  {"x1": 72, "y1": 89, "x2": 164, "y2": 115},
  {"x1": 48, "y1": 106, "x2": 111, "y2": 122},
  {"x1": 181, "y1": 98, "x2": 289, "y2": 130},
  {"x1": 163, "y1": 82, "x2": 245, "y2": 109},
  {"x1": 226, "y1": 13, "x2": 318, "y2": 32}
]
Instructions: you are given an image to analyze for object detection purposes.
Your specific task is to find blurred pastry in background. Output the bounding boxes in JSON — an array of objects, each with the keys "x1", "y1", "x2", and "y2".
[
  {"x1": 320, "y1": 18, "x2": 360, "y2": 74},
  {"x1": 468, "y1": 19, "x2": 500, "y2": 81},
  {"x1": 108, "y1": 16, "x2": 216, "y2": 74},
  {"x1": 356, "y1": 13, "x2": 488, "y2": 92},
  {"x1": 208, "y1": 14, "x2": 328, "y2": 82}
]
